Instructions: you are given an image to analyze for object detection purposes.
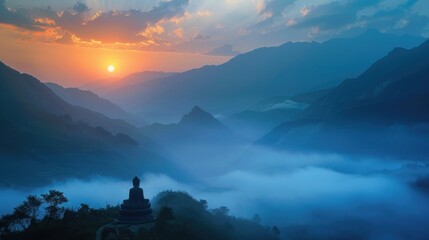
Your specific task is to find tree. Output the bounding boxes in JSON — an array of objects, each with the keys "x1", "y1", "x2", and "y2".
[
  {"x1": 212, "y1": 206, "x2": 229, "y2": 217},
  {"x1": 1, "y1": 214, "x2": 16, "y2": 233},
  {"x1": 11, "y1": 204, "x2": 31, "y2": 230},
  {"x1": 1, "y1": 195, "x2": 43, "y2": 232},
  {"x1": 77, "y1": 203, "x2": 91, "y2": 217},
  {"x1": 41, "y1": 190, "x2": 68, "y2": 223},
  {"x1": 22, "y1": 195, "x2": 42, "y2": 225}
]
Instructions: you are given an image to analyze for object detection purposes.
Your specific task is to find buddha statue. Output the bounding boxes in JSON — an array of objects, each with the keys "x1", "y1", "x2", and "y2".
[
  {"x1": 128, "y1": 176, "x2": 144, "y2": 203},
  {"x1": 117, "y1": 176, "x2": 154, "y2": 224}
]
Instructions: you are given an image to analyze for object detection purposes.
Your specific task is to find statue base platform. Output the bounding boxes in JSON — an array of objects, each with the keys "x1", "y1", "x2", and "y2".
[
  {"x1": 117, "y1": 198, "x2": 155, "y2": 224},
  {"x1": 96, "y1": 221, "x2": 155, "y2": 240}
]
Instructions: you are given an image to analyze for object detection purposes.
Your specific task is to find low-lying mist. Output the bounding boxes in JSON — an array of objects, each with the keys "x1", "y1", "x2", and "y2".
[{"x1": 2, "y1": 148, "x2": 429, "y2": 239}]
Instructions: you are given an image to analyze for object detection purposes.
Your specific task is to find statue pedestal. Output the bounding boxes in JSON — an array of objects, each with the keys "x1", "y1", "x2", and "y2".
[
  {"x1": 118, "y1": 199, "x2": 155, "y2": 224},
  {"x1": 96, "y1": 222, "x2": 155, "y2": 240}
]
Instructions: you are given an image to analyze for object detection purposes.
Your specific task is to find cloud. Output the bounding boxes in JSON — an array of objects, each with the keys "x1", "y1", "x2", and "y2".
[
  {"x1": 56, "y1": 0, "x2": 190, "y2": 43},
  {"x1": 55, "y1": 31, "x2": 76, "y2": 44},
  {"x1": 291, "y1": 0, "x2": 428, "y2": 34},
  {"x1": 0, "y1": 0, "x2": 39, "y2": 30},
  {"x1": 258, "y1": 0, "x2": 296, "y2": 18},
  {"x1": 173, "y1": 28, "x2": 185, "y2": 38},
  {"x1": 72, "y1": 2, "x2": 89, "y2": 13},
  {"x1": 256, "y1": 0, "x2": 266, "y2": 14},
  {"x1": 196, "y1": 10, "x2": 213, "y2": 17},
  {"x1": 0, "y1": 0, "x2": 190, "y2": 44},
  {"x1": 193, "y1": 33, "x2": 210, "y2": 40},
  {"x1": 0, "y1": 174, "x2": 193, "y2": 215},
  {"x1": 1, "y1": 158, "x2": 429, "y2": 239},
  {"x1": 246, "y1": 0, "x2": 428, "y2": 44},
  {"x1": 1, "y1": 145, "x2": 429, "y2": 239},
  {"x1": 206, "y1": 44, "x2": 240, "y2": 56},
  {"x1": 1, "y1": 0, "x2": 428, "y2": 53}
]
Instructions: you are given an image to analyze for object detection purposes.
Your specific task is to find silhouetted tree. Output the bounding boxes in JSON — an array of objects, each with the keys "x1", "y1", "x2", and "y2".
[
  {"x1": 1, "y1": 195, "x2": 42, "y2": 232},
  {"x1": 41, "y1": 190, "x2": 68, "y2": 224},
  {"x1": 22, "y1": 195, "x2": 42, "y2": 225},
  {"x1": 11, "y1": 204, "x2": 31, "y2": 230},
  {"x1": 212, "y1": 206, "x2": 229, "y2": 217},
  {"x1": 1, "y1": 214, "x2": 16, "y2": 233}
]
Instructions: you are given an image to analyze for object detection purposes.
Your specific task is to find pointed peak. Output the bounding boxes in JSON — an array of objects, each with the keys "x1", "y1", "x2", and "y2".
[
  {"x1": 185, "y1": 105, "x2": 212, "y2": 119},
  {"x1": 179, "y1": 106, "x2": 221, "y2": 126},
  {"x1": 190, "y1": 105, "x2": 205, "y2": 114}
]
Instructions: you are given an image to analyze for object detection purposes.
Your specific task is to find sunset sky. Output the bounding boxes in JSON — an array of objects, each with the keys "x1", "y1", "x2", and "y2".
[{"x1": 1, "y1": 0, "x2": 428, "y2": 86}]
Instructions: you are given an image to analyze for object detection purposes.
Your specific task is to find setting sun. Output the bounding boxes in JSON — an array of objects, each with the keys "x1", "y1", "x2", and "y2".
[{"x1": 107, "y1": 65, "x2": 116, "y2": 73}]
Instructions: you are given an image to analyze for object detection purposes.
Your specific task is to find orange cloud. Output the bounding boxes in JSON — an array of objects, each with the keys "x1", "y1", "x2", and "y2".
[
  {"x1": 0, "y1": 0, "x2": 190, "y2": 49},
  {"x1": 173, "y1": 28, "x2": 185, "y2": 38}
]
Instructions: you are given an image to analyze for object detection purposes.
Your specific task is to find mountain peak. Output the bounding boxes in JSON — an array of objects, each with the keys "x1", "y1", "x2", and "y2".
[
  {"x1": 179, "y1": 106, "x2": 221, "y2": 127},
  {"x1": 190, "y1": 105, "x2": 205, "y2": 114}
]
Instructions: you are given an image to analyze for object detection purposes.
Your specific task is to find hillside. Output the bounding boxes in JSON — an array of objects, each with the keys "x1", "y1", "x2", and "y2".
[
  {"x1": 307, "y1": 40, "x2": 429, "y2": 121},
  {"x1": 0, "y1": 61, "x2": 170, "y2": 187},
  {"x1": 46, "y1": 83, "x2": 130, "y2": 120},
  {"x1": 257, "y1": 39, "x2": 429, "y2": 159}
]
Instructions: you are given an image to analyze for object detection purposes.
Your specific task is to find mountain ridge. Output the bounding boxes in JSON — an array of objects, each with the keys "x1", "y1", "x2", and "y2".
[
  {"x1": 0, "y1": 61, "x2": 171, "y2": 187},
  {"x1": 46, "y1": 82, "x2": 131, "y2": 121},
  {"x1": 104, "y1": 31, "x2": 425, "y2": 122},
  {"x1": 257, "y1": 39, "x2": 429, "y2": 159}
]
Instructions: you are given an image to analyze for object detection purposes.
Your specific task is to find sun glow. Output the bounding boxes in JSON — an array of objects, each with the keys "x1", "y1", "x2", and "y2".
[{"x1": 107, "y1": 64, "x2": 115, "y2": 73}]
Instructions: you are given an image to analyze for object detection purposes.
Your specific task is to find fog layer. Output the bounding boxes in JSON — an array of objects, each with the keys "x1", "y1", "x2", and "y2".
[{"x1": 2, "y1": 148, "x2": 429, "y2": 239}]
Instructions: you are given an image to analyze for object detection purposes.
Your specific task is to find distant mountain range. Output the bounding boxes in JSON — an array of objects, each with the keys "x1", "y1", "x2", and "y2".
[
  {"x1": 225, "y1": 88, "x2": 332, "y2": 139},
  {"x1": 258, "y1": 39, "x2": 429, "y2": 159},
  {"x1": 46, "y1": 82, "x2": 147, "y2": 126},
  {"x1": 141, "y1": 106, "x2": 247, "y2": 177},
  {"x1": 0, "y1": 61, "x2": 172, "y2": 187},
  {"x1": 46, "y1": 82, "x2": 130, "y2": 120},
  {"x1": 82, "y1": 71, "x2": 177, "y2": 97},
  {"x1": 142, "y1": 106, "x2": 242, "y2": 145},
  {"x1": 307, "y1": 40, "x2": 429, "y2": 121},
  {"x1": 102, "y1": 30, "x2": 425, "y2": 123}
]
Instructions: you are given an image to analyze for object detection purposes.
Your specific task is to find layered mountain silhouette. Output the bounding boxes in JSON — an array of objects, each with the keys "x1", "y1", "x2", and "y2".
[
  {"x1": 142, "y1": 106, "x2": 247, "y2": 177},
  {"x1": 258, "y1": 39, "x2": 429, "y2": 158},
  {"x1": 0, "y1": 61, "x2": 170, "y2": 187},
  {"x1": 103, "y1": 31, "x2": 424, "y2": 123},
  {"x1": 142, "y1": 106, "x2": 242, "y2": 145},
  {"x1": 307, "y1": 40, "x2": 429, "y2": 121},
  {"x1": 46, "y1": 82, "x2": 130, "y2": 120}
]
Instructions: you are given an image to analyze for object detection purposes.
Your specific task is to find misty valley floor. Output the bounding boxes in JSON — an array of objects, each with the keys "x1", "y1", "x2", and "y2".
[{"x1": 2, "y1": 147, "x2": 429, "y2": 240}]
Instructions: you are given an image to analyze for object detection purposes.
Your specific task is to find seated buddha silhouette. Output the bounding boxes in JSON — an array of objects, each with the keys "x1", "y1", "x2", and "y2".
[
  {"x1": 118, "y1": 176, "x2": 154, "y2": 223},
  {"x1": 128, "y1": 176, "x2": 144, "y2": 203}
]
